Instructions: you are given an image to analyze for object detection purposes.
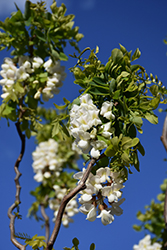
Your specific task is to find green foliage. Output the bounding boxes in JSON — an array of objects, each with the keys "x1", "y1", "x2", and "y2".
[
  {"x1": 70, "y1": 45, "x2": 166, "y2": 176},
  {"x1": 0, "y1": 0, "x2": 83, "y2": 57},
  {"x1": 64, "y1": 238, "x2": 95, "y2": 250},
  {"x1": 15, "y1": 233, "x2": 50, "y2": 250},
  {"x1": 133, "y1": 179, "x2": 167, "y2": 247},
  {"x1": 0, "y1": 0, "x2": 83, "y2": 138},
  {"x1": 25, "y1": 234, "x2": 46, "y2": 249}
]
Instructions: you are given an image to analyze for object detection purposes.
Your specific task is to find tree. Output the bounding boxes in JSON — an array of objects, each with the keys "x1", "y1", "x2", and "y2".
[{"x1": 0, "y1": 1, "x2": 167, "y2": 249}]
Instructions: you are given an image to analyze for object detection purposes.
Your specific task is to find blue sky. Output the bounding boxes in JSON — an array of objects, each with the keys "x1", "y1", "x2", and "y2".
[{"x1": 0, "y1": 0, "x2": 167, "y2": 249}]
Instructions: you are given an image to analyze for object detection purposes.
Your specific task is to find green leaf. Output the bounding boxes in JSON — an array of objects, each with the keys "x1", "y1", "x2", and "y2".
[
  {"x1": 72, "y1": 238, "x2": 79, "y2": 247},
  {"x1": 119, "y1": 44, "x2": 127, "y2": 54},
  {"x1": 105, "y1": 144, "x2": 115, "y2": 157},
  {"x1": 130, "y1": 64, "x2": 140, "y2": 72},
  {"x1": 14, "y1": 82, "x2": 25, "y2": 94},
  {"x1": 112, "y1": 90, "x2": 120, "y2": 99},
  {"x1": 112, "y1": 48, "x2": 123, "y2": 64},
  {"x1": 150, "y1": 96, "x2": 160, "y2": 109},
  {"x1": 90, "y1": 243, "x2": 96, "y2": 250},
  {"x1": 109, "y1": 78, "x2": 116, "y2": 93},
  {"x1": 145, "y1": 112, "x2": 158, "y2": 124},
  {"x1": 130, "y1": 116, "x2": 143, "y2": 128},
  {"x1": 1, "y1": 105, "x2": 14, "y2": 115},
  {"x1": 121, "y1": 137, "x2": 139, "y2": 150},
  {"x1": 121, "y1": 151, "x2": 130, "y2": 163},
  {"x1": 24, "y1": 0, "x2": 31, "y2": 20},
  {"x1": 133, "y1": 225, "x2": 142, "y2": 231},
  {"x1": 150, "y1": 84, "x2": 159, "y2": 96},
  {"x1": 132, "y1": 48, "x2": 141, "y2": 61},
  {"x1": 35, "y1": 30, "x2": 46, "y2": 42},
  {"x1": 59, "y1": 52, "x2": 68, "y2": 61},
  {"x1": 51, "y1": 49, "x2": 60, "y2": 60},
  {"x1": 137, "y1": 142, "x2": 145, "y2": 156},
  {"x1": 52, "y1": 122, "x2": 59, "y2": 137}
]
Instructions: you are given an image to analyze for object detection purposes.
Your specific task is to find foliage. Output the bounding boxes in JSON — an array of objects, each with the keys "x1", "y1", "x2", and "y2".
[
  {"x1": 68, "y1": 45, "x2": 167, "y2": 177},
  {"x1": 0, "y1": 0, "x2": 83, "y2": 136},
  {"x1": 133, "y1": 179, "x2": 167, "y2": 248}
]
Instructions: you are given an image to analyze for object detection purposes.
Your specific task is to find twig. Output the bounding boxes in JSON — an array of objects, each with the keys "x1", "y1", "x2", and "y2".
[
  {"x1": 46, "y1": 157, "x2": 97, "y2": 250},
  {"x1": 7, "y1": 121, "x2": 26, "y2": 250},
  {"x1": 161, "y1": 114, "x2": 167, "y2": 151},
  {"x1": 40, "y1": 196, "x2": 50, "y2": 244}
]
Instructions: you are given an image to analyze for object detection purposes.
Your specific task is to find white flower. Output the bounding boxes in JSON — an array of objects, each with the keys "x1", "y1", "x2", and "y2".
[
  {"x1": 79, "y1": 193, "x2": 92, "y2": 203},
  {"x1": 34, "y1": 171, "x2": 43, "y2": 182},
  {"x1": 43, "y1": 172, "x2": 51, "y2": 179},
  {"x1": 100, "y1": 101, "x2": 115, "y2": 120},
  {"x1": 101, "y1": 183, "x2": 123, "y2": 202},
  {"x1": 90, "y1": 147, "x2": 100, "y2": 158},
  {"x1": 32, "y1": 57, "x2": 43, "y2": 69},
  {"x1": 97, "y1": 209, "x2": 114, "y2": 225},
  {"x1": 96, "y1": 167, "x2": 111, "y2": 183},
  {"x1": 79, "y1": 203, "x2": 97, "y2": 222},
  {"x1": 78, "y1": 139, "x2": 90, "y2": 151},
  {"x1": 133, "y1": 235, "x2": 162, "y2": 250},
  {"x1": 1, "y1": 92, "x2": 10, "y2": 99},
  {"x1": 100, "y1": 122, "x2": 112, "y2": 139},
  {"x1": 80, "y1": 93, "x2": 93, "y2": 105},
  {"x1": 16, "y1": 66, "x2": 29, "y2": 81},
  {"x1": 34, "y1": 90, "x2": 41, "y2": 99}
]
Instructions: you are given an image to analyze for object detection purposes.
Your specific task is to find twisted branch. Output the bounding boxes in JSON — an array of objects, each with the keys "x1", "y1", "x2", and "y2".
[
  {"x1": 46, "y1": 157, "x2": 97, "y2": 250},
  {"x1": 7, "y1": 121, "x2": 26, "y2": 250}
]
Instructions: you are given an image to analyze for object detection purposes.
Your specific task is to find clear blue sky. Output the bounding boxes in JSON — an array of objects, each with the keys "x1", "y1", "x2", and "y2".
[{"x1": 0, "y1": 0, "x2": 167, "y2": 249}]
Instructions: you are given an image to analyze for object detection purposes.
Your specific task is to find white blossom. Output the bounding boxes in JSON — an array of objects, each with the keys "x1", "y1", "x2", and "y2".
[
  {"x1": 97, "y1": 209, "x2": 114, "y2": 225},
  {"x1": 69, "y1": 93, "x2": 114, "y2": 158},
  {"x1": 100, "y1": 101, "x2": 115, "y2": 120},
  {"x1": 32, "y1": 139, "x2": 64, "y2": 182},
  {"x1": 32, "y1": 57, "x2": 43, "y2": 69},
  {"x1": 74, "y1": 167, "x2": 125, "y2": 225},
  {"x1": 133, "y1": 235, "x2": 162, "y2": 250},
  {"x1": 0, "y1": 56, "x2": 66, "y2": 101}
]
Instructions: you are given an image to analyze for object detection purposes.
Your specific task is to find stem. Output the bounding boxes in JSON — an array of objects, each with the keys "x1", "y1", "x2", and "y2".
[
  {"x1": 7, "y1": 121, "x2": 26, "y2": 250},
  {"x1": 46, "y1": 157, "x2": 97, "y2": 250},
  {"x1": 40, "y1": 196, "x2": 50, "y2": 244}
]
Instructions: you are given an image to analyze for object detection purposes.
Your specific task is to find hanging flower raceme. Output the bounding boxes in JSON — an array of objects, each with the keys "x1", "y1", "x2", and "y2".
[
  {"x1": 32, "y1": 139, "x2": 64, "y2": 182},
  {"x1": 133, "y1": 235, "x2": 162, "y2": 250},
  {"x1": 73, "y1": 167, "x2": 125, "y2": 225},
  {"x1": 69, "y1": 93, "x2": 114, "y2": 158},
  {"x1": 32, "y1": 138, "x2": 79, "y2": 227},
  {"x1": 0, "y1": 56, "x2": 66, "y2": 101}
]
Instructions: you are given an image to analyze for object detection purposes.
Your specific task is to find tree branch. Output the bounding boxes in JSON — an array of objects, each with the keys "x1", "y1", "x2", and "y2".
[
  {"x1": 7, "y1": 121, "x2": 26, "y2": 250},
  {"x1": 161, "y1": 114, "x2": 167, "y2": 151},
  {"x1": 46, "y1": 157, "x2": 97, "y2": 250},
  {"x1": 40, "y1": 196, "x2": 50, "y2": 244}
]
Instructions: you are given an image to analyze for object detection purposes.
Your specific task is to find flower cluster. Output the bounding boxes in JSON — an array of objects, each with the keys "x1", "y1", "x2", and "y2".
[
  {"x1": 133, "y1": 235, "x2": 161, "y2": 250},
  {"x1": 69, "y1": 93, "x2": 115, "y2": 158},
  {"x1": 32, "y1": 139, "x2": 65, "y2": 182},
  {"x1": 0, "y1": 56, "x2": 66, "y2": 101},
  {"x1": 32, "y1": 138, "x2": 79, "y2": 227},
  {"x1": 73, "y1": 167, "x2": 125, "y2": 225},
  {"x1": 49, "y1": 185, "x2": 79, "y2": 227}
]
